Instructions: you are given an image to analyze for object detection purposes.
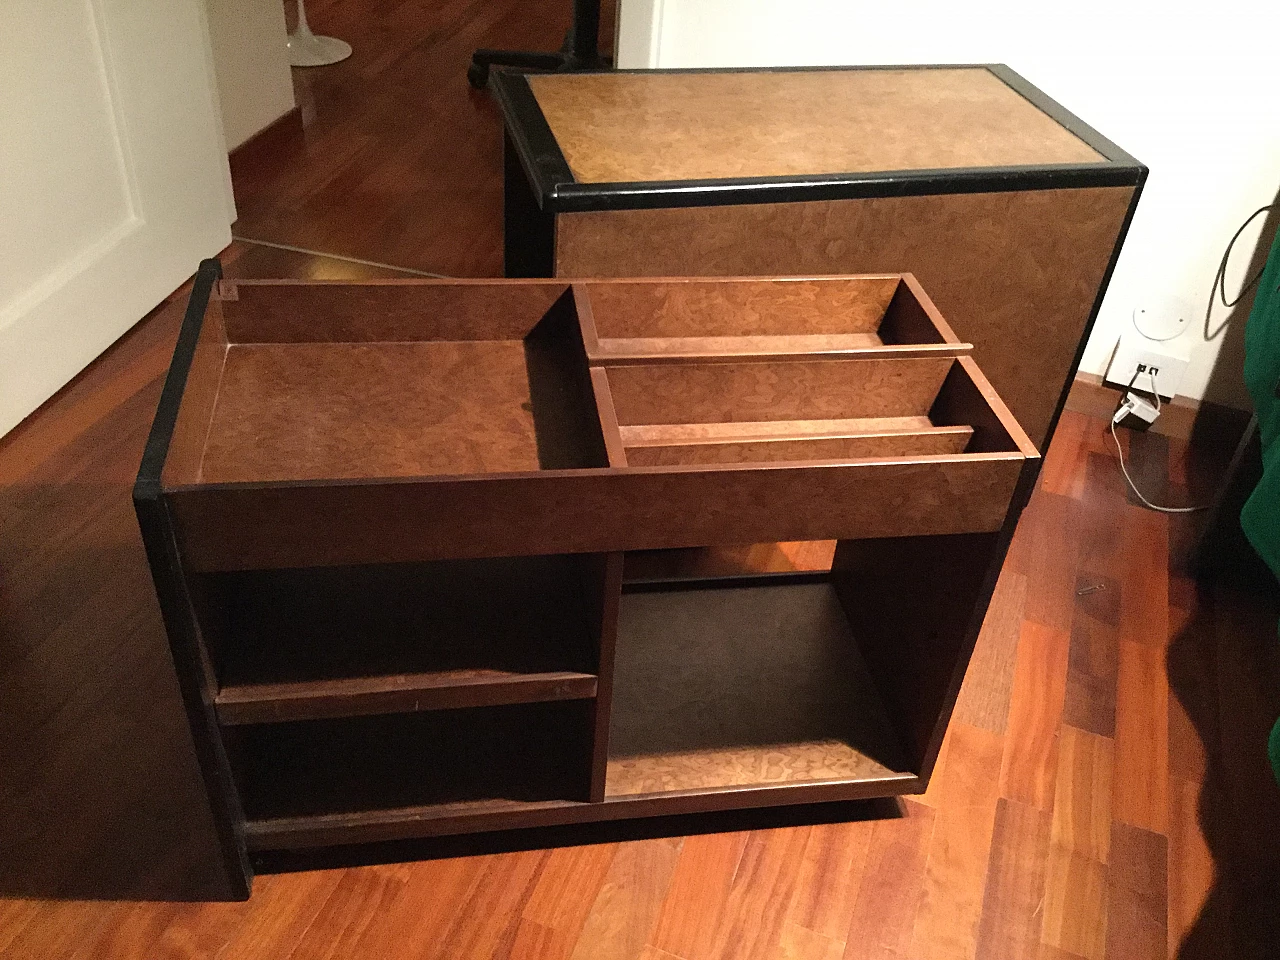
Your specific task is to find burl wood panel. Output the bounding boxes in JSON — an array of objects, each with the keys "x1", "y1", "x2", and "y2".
[
  {"x1": 583, "y1": 277, "x2": 902, "y2": 339},
  {"x1": 554, "y1": 187, "x2": 1136, "y2": 448},
  {"x1": 622, "y1": 430, "x2": 972, "y2": 467},
  {"x1": 603, "y1": 357, "x2": 954, "y2": 426},
  {"x1": 169, "y1": 453, "x2": 1027, "y2": 571},
  {"x1": 605, "y1": 583, "x2": 912, "y2": 796},
  {"x1": 527, "y1": 68, "x2": 1103, "y2": 183},
  {"x1": 198, "y1": 340, "x2": 603, "y2": 482},
  {"x1": 219, "y1": 280, "x2": 570, "y2": 343}
]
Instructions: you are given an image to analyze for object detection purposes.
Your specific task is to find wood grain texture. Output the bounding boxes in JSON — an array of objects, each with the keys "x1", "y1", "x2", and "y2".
[
  {"x1": 842, "y1": 801, "x2": 936, "y2": 960},
  {"x1": 555, "y1": 187, "x2": 1135, "y2": 448},
  {"x1": 1112, "y1": 641, "x2": 1169, "y2": 835},
  {"x1": 510, "y1": 843, "x2": 618, "y2": 960},
  {"x1": 169, "y1": 453, "x2": 1026, "y2": 572},
  {"x1": 1050, "y1": 726, "x2": 1114, "y2": 865},
  {"x1": 198, "y1": 339, "x2": 603, "y2": 482},
  {"x1": 649, "y1": 831, "x2": 748, "y2": 960},
  {"x1": 569, "y1": 838, "x2": 682, "y2": 960},
  {"x1": 622, "y1": 429, "x2": 971, "y2": 467},
  {"x1": 953, "y1": 568, "x2": 1028, "y2": 734},
  {"x1": 1042, "y1": 844, "x2": 1108, "y2": 960},
  {"x1": 999, "y1": 623, "x2": 1070, "y2": 811},
  {"x1": 1104, "y1": 822, "x2": 1167, "y2": 960},
  {"x1": 974, "y1": 798, "x2": 1053, "y2": 960},
  {"x1": 219, "y1": 280, "x2": 570, "y2": 343},
  {"x1": 528, "y1": 68, "x2": 1104, "y2": 183},
  {"x1": 785, "y1": 820, "x2": 873, "y2": 943},
  {"x1": 602, "y1": 356, "x2": 954, "y2": 426},
  {"x1": 584, "y1": 277, "x2": 903, "y2": 339},
  {"x1": 910, "y1": 721, "x2": 1005, "y2": 960},
  {"x1": 705, "y1": 826, "x2": 812, "y2": 960}
]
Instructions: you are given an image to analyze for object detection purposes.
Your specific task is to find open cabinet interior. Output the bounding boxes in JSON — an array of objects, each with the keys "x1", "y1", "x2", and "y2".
[{"x1": 138, "y1": 267, "x2": 1037, "y2": 888}]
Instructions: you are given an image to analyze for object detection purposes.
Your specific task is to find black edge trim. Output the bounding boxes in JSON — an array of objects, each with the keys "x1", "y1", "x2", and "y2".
[
  {"x1": 493, "y1": 63, "x2": 1146, "y2": 213},
  {"x1": 547, "y1": 163, "x2": 1143, "y2": 212},
  {"x1": 1037, "y1": 168, "x2": 1149, "y2": 463},
  {"x1": 985, "y1": 64, "x2": 1143, "y2": 167},
  {"x1": 490, "y1": 70, "x2": 574, "y2": 212},
  {"x1": 131, "y1": 257, "x2": 252, "y2": 899},
  {"x1": 134, "y1": 258, "x2": 221, "y2": 500}
]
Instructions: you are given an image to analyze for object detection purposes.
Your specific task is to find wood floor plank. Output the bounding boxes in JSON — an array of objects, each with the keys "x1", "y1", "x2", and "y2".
[
  {"x1": 1041, "y1": 845, "x2": 1108, "y2": 960},
  {"x1": 510, "y1": 843, "x2": 618, "y2": 960},
  {"x1": 649, "y1": 832, "x2": 748, "y2": 960},
  {"x1": 1020, "y1": 491, "x2": 1081, "y2": 633},
  {"x1": 281, "y1": 866, "x2": 406, "y2": 960},
  {"x1": 842, "y1": 802, "x2": 936, "y2": 960},
  {"x1": 953, "y1": 568, "x2": 1029, "y2": 735},
  {"x1": 910, "y1": 723, "x2": 1005, "y2": 960},
  {"x1": 1050, "y1": 726, "x2": 1114, "y2": 864},
  {"x1": 999, "y1": 623, "x2": 1071, "y2": 811},
  {"x1": 974, "y1": 798, "x2": 1053, "y2": 960},
  {"x1": 431, "y1": 850, "x2": 548, "y2": 960},
  {"x1": 1038, "y1": 410, "x2": 1090, "y2": 500},
  {"x1": 1062, "y1": 576, "x2": 1121, "y2": 738},
  {"x1": 0, "y1": 901, "x2": 120, "y2": 960},
  {"x1": 215, "y1": 870, "x2": 348, "y2": 960},
  {"x1": 785, "y1": 820, "x2": 874, "y2": 942},
  {"x1": 778, "y1": 922, "x2": 846, "y2": 960},
  {"x1": 1118, "y1": 511, "x2": 1170, "y2": 650},
  {"x1": 1112, "y1": 641, "x2": 1170, "y2": 835},
  {"x1": 1105, "y1": 822, "x2": 1167, "y2": 960},
  {"x1": 707, "y1": 827, "x2": 812, "y2": 960},
  {"x1": 569, "y1": 839, "x2": 682, "y2": 960}
]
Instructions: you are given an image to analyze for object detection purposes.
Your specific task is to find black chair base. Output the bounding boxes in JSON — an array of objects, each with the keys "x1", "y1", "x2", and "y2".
[{"x1": 468, "y1": 0, "x2": 606, "y2": 89}]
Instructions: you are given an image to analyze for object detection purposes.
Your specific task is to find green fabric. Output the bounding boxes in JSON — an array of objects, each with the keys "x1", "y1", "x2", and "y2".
[
  {"x1": 1239, "y1": 229, "x2": 1280, "y2": 787},
  {"x1": 1241, "y1": 228, "x2": 1280, "y2": 581}
]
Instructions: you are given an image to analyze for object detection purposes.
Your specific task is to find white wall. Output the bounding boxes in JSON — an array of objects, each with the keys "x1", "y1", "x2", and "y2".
[
  {"x1": 204, "y1": 0, "x2": 295, "y2": 150},
  {"x1": 617, "y1": 0, "x2": 1280, "y2": 408}
]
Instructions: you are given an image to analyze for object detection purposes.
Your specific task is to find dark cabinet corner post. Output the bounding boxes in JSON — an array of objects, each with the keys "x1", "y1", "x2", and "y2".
[{"x1": 134, "y1": 257, "x2": 252, "y2": 900}]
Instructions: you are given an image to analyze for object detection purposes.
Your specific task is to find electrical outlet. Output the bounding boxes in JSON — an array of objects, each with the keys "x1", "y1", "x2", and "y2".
[{"x1": 1105, "y1": 334, "x2": 1189, "y2": 399}]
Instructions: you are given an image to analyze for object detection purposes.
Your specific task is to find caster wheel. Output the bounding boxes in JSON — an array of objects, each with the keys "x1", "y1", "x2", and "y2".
[{"x1": 467, "y1": 61, "x2": 489, "y2": 89}]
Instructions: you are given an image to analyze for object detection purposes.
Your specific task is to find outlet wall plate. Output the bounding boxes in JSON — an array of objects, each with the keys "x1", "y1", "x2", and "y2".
[{"x1": 1105, "y1": 333, "x2": 1190, "y2": 398}]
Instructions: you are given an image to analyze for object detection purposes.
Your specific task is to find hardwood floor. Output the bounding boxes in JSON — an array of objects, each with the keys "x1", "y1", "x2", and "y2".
[
  {"x1": 3, "y1": 0, "x2": 1280, "y2": 954},
  {"x1": 231, "y1": 0, "x2": 613, "y2": 278}
]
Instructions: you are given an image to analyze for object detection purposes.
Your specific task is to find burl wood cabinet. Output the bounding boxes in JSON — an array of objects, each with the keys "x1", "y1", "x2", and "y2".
[
  {"x1": 494, "y1": 64, "x2": 1146, "y2": 451},
  {"x1": 136, "y1": 261, "x2": 1037, "y2": 898}
]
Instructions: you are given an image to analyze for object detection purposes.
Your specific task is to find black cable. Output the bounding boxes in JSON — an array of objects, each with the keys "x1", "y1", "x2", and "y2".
[{"x1": 1204, "y1": 204, "x2": 1274, "y2": 341}]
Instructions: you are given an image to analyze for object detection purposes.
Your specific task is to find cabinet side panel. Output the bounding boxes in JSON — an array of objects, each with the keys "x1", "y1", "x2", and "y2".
[{"x1": 554, "y1": 187, "x2": 1136, "y2": 449}]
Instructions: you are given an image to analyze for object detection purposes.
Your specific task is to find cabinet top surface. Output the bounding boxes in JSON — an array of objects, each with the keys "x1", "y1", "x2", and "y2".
[{"x1": 524, "y1": 67, "x2": 1106, "y2": 185}]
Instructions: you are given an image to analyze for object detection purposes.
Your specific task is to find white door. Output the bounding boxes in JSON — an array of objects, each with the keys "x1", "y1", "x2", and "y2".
[{"x1": 0, "y1": 0, "x2": 235, "y2": 437}]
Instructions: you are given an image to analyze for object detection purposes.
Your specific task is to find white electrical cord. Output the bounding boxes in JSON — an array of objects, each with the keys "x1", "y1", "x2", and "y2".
[{"x1": 1110, "y1": 368, "x2": 1207, "y2": 514}]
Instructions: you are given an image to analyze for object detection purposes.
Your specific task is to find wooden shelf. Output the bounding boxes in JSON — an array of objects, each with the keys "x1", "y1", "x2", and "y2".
[
  {"x1": 604, "y1": 581, "x2": 913, "y2": 798},
  {"x1": 576, "y1": 276, "x2": 970, "y2": 367},
  {"x1": 618, "y1": 416, "x2": 974, "y2": 466},
  {"x1": 228, "y1": 702, "x2": 595, "y2": 821},
  {"x1": 197, "y1": 555, "x2": 600, "y2": 691},
  {"x1": 216, "y1": 670, "x2": 598, "y2": 725}
]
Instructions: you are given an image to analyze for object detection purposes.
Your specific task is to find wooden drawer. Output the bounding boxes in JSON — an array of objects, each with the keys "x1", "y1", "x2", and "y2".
[{"x1": 153, "y1": 273, "x2": 1036, "y2": 572}]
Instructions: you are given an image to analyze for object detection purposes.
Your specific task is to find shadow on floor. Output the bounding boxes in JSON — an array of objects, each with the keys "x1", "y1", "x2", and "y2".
[{"x1": 1167, "y1": 573, "x2": 1280, "y2": 959}]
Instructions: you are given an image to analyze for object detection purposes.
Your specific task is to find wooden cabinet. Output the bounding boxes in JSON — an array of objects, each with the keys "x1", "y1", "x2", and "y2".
[
  {"x1": 136, "y1": 262, "x2": 1037, "y2": 898},
  {"x1": 493, "y1": 64, "x2": 1146, "y2": 451}
]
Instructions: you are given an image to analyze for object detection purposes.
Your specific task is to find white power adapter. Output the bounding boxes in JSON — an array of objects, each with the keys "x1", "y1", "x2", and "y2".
[{"x1": 1112, "y1": 392, "x2": 1160, "y2": 429}]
